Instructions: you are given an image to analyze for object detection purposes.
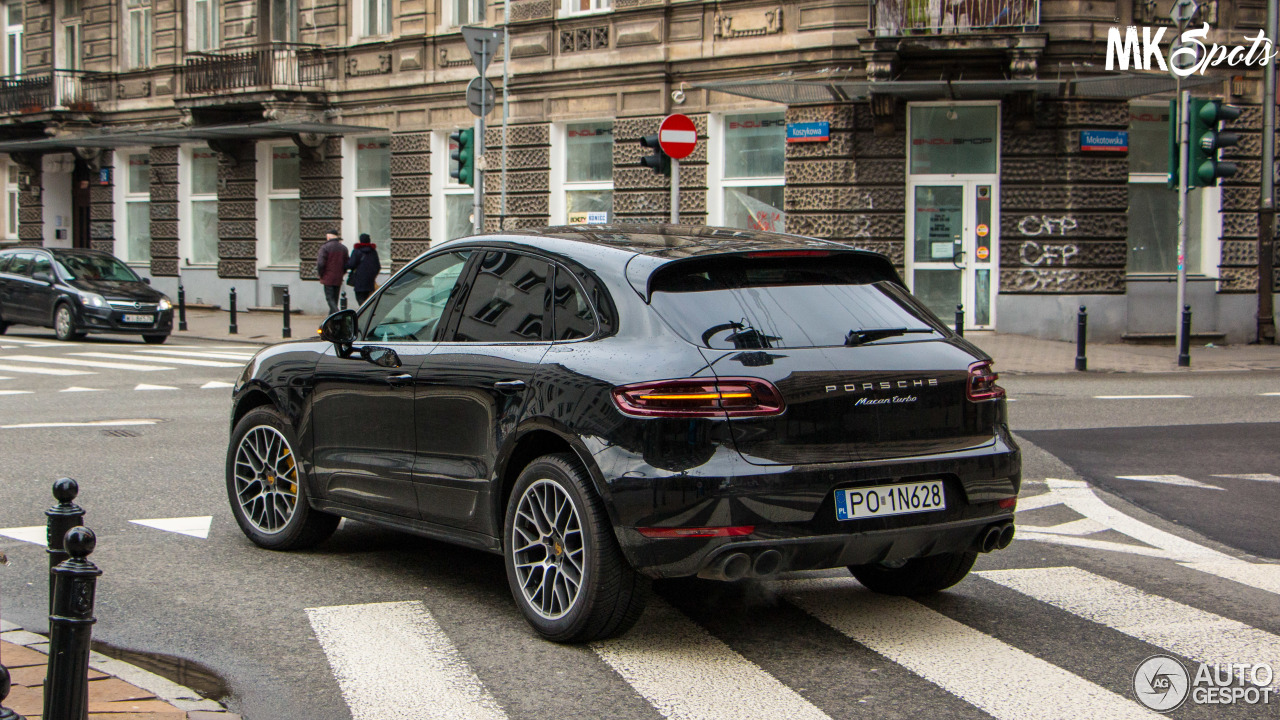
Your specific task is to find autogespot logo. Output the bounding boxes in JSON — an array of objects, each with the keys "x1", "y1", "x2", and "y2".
[{"x1": 1134, "y1": 655, "x2": 1191, "y2": 712}]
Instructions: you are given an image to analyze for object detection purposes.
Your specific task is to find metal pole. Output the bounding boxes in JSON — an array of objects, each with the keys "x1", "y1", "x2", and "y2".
[
  {"x1": 670, "y1": 158, "x2": 680, "y2": 224},
  {"x1": 228, "y1": 287, "x2": 238, "y2": 335},
  {"x1": 281, "y1": 287, "x2": 292, "y2": 339},
  {"x1": 474, "y1": 40, "x2": 487, "y2": 235},
  {"x1": 176, "y1": 284, "x2": 187, "y2": 332},
  {"x1": 43, "y1": 527, "x2": 100, "y2": 720},
  {"x1": 1176, "y1": 88, "x2": 1190, "y2": 360},
  {"x1": 1259, "y1": 0, "x2": 1278, "y2": 344},
  {"x1": 501, "y1": 0, "x2": 510, "y2": 232},
  {"x1": 1075, "y1": 305, "x2": 1088, "y2": 371},
  {"x1": 45, "y1": 479, "x2": 83, "y2": 622},
  {"x1": 1178, "y1": 304, "x2": 1192, "y2": 367}
]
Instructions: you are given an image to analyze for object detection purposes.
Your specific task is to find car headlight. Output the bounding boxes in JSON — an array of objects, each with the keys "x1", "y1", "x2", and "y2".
[
  {"x1": 158, "y1": 297, "x2": 173, "y2": 311},
  {"x1": 79, "y1": 292, "x2": 107, "y2": 308}
]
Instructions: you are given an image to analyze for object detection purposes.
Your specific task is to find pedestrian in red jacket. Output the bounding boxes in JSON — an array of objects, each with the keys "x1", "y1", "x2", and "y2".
[{"x1": 315, "y1": 230, "x2": 349, "y2": 315}]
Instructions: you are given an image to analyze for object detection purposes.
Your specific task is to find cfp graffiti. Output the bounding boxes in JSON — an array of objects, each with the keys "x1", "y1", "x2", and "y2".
[
  {"x1": 1018, "y1": 215, "x2": 1078, "y2": 236},
  {"x1": 1020, "y1": 240, "x2": 1079, "y2": 267}
]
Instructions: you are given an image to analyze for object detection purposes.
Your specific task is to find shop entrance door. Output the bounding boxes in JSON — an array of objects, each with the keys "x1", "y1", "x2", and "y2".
[{"x1": 906, "y1": 179, "x2": 998, "y2": 329}]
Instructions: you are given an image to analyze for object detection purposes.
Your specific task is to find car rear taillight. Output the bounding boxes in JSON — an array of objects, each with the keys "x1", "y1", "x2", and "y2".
[
  {"x1": 612, "y1": 377, "x2": 785, "y2": 418},
  {"x1": 967, "y1": 361, "x2": 1005, "y2": 402},
  {"x1": 636, "y1": 526, "x2": 755, "y2": 538}
]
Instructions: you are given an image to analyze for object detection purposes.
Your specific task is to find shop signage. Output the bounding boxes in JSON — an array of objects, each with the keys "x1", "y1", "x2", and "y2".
[
  {"x1": 786, "y1": 121, "x2": 830, "y2": 143},
  {"x1": 1080, "y1": 130, "x2": 1129, "y2": 152}
]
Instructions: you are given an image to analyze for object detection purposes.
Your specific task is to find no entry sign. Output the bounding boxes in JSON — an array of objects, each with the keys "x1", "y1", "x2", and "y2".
[{"x1": 659, "y1": 114, "x2": 697, "y2": 159}]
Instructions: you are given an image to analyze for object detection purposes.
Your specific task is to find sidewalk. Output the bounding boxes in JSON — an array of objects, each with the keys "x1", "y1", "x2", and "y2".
[
  {"x1": 1, "y1": 621, "x2": 236, "y2": 719},
  {"x1": 175, "y1": 308, "x2": 1280, "y2": 374}
]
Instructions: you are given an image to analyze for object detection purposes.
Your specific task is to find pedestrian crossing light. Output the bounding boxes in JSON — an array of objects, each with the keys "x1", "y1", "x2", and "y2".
[
  {"x1": 639, "y1": 134, "x2": 670, "y2": 176},
  {"x1": 450, "y1": 128, "x2": 475, "y2": 187},
  {"x1": 1189, "y1": 99, "x2": 1242, "y2": 188}
]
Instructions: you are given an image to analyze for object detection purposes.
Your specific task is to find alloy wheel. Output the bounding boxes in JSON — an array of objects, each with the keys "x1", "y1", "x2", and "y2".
[
  {"x1": 511, "y1": 478, "x2": 585, "y2": 620},
  {"x1": 55, "y1": 306, "x2": 73, "y2": 338},
  {"x1": 232, "y1": 425, "x2": 300, "y2": 534}
]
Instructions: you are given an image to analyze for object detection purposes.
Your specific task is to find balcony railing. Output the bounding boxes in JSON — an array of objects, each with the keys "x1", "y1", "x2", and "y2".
[
  {"x1": 0, "y1": 70, "x2": 113, "y2": 114},
  {"x1": 181, "y1": 43, "x2": 332, "y2": 95},
  {"x1": 871, "y1": 0, "x2": 1039, "y2": 36}
]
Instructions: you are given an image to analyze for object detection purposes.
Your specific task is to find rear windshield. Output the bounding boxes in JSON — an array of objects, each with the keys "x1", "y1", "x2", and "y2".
[{"x1": 649, "y1": 256, "x2": 943, "y2": 349}]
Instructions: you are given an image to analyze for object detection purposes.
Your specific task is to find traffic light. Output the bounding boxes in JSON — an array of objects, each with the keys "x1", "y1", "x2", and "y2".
[
  {"x1": 639, "y1": 134, "x2": 670, "y2": 176},
  {"x1": 1189, "y1": 99, "x2": 1241, "y2": 187},
  {"x1": 450, "y1": 128, "x2": 475, "y2": 187}
]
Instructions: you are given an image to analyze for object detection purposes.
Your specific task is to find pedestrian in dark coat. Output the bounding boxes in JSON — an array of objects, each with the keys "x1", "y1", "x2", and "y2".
[
  {"x1": 347, "y1": 233, "x2": 382, "y2": 306},
  {"x1": 315, "y1": 230, "x2": 349, "y2": 315}
]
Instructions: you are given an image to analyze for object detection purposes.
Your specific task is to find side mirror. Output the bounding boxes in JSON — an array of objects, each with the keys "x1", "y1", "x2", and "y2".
[
  {"x1": 360, "y1": 346, "x2": 402, "y2": 368},
  {"x1": 33, "y1": 270, "x2": 53, "y2": 284},
  {"x1": 142, "y1": 277, "x2": 151, "y2": 285},
  {"x1": 319, "y1": 309, "x2": 358, "y2": 355}
]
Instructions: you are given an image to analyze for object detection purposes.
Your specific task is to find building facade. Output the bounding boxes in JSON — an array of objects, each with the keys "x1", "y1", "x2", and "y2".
[{"x1": 0, "y1": 0, "x2": 1274, "y2": 341}]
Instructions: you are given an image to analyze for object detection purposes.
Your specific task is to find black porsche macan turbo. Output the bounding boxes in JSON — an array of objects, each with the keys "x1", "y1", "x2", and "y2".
[{"x1": 226, "y1": 225, "x2": 1020, "y2": 642}]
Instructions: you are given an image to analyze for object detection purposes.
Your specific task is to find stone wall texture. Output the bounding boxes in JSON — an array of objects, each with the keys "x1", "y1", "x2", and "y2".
[
  {"x1": 1220, "y1": 106, "x2": 1280, "y2": 293},
  {"x1": 217, "y1": 142, "x2": 259, "y2": 279},
  {"x1": 484, "y1": 123, "x2": 551, "y2": 231},
  {"x1": 17, "y1": 162, "x2": 41, "y2": 246},
  {"x1": 613, "y1": 115, "x2": 707, "y2": 226},
  {"x1": 149, "y1": 146, "x2": 180, "y2": 277},
  {"x1": 90, "y1": 150, "x2": 116, "y2": 253},
  {"x1": 299, "y1": 138, "x2": 343, "y2": 281},
  {"x1": 390, "y1": 131, "x2": 431, "y2": 272}
]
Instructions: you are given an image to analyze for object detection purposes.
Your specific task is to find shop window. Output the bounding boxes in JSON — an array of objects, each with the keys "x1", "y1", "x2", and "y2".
[
  {"x1": 187, "y1": 147, "x2": 219, "y2": 265},
  {"x1": 267, "y1": 144, "x2": 300, "y2": 266},
  {"x1": 908, "y1": 106, "x2": 998, "y2": 175},
  {"x1": 1127, "y1": 102, "x2": 1216, "y2": 274},
  {"x1": 714, "y1": 112, "x2": 785, "y2": 232},
  {"x1": 124, "y1": 152, "x2": 151, "y2": 263},
  {"x1": 125, "y1": 0, "x2": 152, "y2": 69},
  {"x1": 555, "y1": 121, "x2": 613, "y2": 225},
  {"x1": 355, "y1": 136, "x2": 391, "y2": 266}
]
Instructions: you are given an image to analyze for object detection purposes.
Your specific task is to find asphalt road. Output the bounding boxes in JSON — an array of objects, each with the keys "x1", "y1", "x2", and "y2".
[{"x1": 1, "y1": 330, "x2": 1277, "y2": 720}]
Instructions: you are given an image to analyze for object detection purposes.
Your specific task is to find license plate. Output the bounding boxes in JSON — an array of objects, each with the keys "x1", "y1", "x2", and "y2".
[
  {"x1": 834, "y1": 480, "x2": 945, "y2": 521},
  {"x1": 123, "y1": 314, "x2": 152, "y2": 324}
]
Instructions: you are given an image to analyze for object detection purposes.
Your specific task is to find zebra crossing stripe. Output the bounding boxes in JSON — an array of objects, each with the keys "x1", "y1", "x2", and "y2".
[
  {"x1": 73, "y1": 352, "x2": 244, "y2": 368},
  {"x1": 2, "y1": 354, "x2": 173, "y2": 371},
  {"x1": 783, "y1": 577, "x2": 1159, "y2": 720},
  {"x1": 133, "y1": 349, "x2": 255, "y2": 361},
  {"x1": 306, "y1": 601, "x2": 508, "y2": 720},
  {"x1": 0, "y1": 362, "x2": 92, "y2": 375},
  {"x1": 591, "y1": 598, "x2": 833, "y2": 720},
  {"x1": 979, "y1": 566, "x2": 1280, "y2": 676},
  {"x1": 0, "y1": 337, "x2": 74, "y2": 346},
  {"x1": 0, "y1": 390, "x2": 32, "y2": 395}
]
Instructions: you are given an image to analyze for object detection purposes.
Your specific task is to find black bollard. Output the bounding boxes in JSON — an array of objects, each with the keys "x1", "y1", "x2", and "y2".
[
  {"x1": 954, "y1": 304, "x2": 965, "y2": 338},
  {"x1": 229, "y1": 287, "x2": 238, "y2": 335},
  {"x1": 43, "y1": 527, "x2": 101, "y2": 720},
  {"x1": 0, "y1": 662, "x2": 23, "y2": 720},
  {"x1": 282, "y1": 287, "x2": 292, "y2": 339},
  {"x1": 1178, "y1": 304, "x2": 1192, "y2": 368},
  {"x1": 176, "y1": 284, "x2": 188, "y2": 332},
  {"x1": 45, "y1": 479, "x2": 83, "y2": 618},
  {"x1": 1075, "y1": 305, "x2": 1088, "y2": 372},
  {"x1": 340, "y1": 291, "x2": 348, "y2": 311}
]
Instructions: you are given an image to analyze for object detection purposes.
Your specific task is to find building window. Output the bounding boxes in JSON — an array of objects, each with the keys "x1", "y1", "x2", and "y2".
[
  {"x1": 266, "y1": 144, "x2": 300, "y2": 266},
  {"x1": 560, "y1": 0, "x2": 610, "y2": 15},
  {"x1": 125, "y1": 152, "x2": 151, "y2": 263},
  {"x1": 4, "y1": 162, "x2": 17, "y2": 241},
  {"x1": 4, "y1": 0, "x2": 22, "y2": 75},
  {"x1": 355, "y1": 136, "x2": 391, "y2": 266},
  {"x1": 908, "y1": 106, "x2": 998, "y2": 175},
  {"x1": 190, "y1": 0, "x2": 218, "y2": 51},
  {"x1": 714, "y1": 112, "x2": 785, "y2": 232},
  {"x1": 436, "y1": 129, "x2": 474, "y2": 241},
  {"x1": 62, "y1": 24, "x2": 82, "y2": 70},
  {"x1": 271, "y1": 0, "x2": 297, "y2": 42},
  {"x1": 1127, "y1": 102, "x2": 1216, "y2": 275},
  {"x1": 449, "y1": 0, "x2": 483, "y2": 27},
  {"x1": 555, "y1": 121, "x2": 613, "y2": 225},
  {"x1": 357, "y1": 0, "x2": 390, "y2": 37},
  {"x1": 185, "y1": 147, "x2": 219, "y2": 265},
  {"x1": 125, "y1": 0, "x2": 152, "y2": 69}
]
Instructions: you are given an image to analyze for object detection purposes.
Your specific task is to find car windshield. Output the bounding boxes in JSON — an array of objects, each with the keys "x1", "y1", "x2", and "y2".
[
  {"x1": 55, "y1": 254, "x2": 140, "y2": 282},
  {"x1": 649, "y1": 255, "x2": 943, "y2": 349}
]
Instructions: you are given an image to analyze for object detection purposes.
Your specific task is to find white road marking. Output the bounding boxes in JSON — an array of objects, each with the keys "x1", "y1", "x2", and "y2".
[
  {"x1": 60, "y1": 386, "x2": 103, "y2": 392},
  {"x1": 1015, "y1": 492, "x2": 1063, "y2": 512},
  {"x1": 130, "y1": 516, "x2": 212, "y2": 539},
  {"x1": 0, "y1": 390, "x2": 32, "y2": 396},
  {"x1": 1213, "y1": 473, "x2": 1280, "y2": 483},
  {"x1": 1115, "y1": 474, "x2": 1224, "y2": 491},
  {"x1": 592, "y1": 598, "x2": 833, "y2": 720},
  {"x1": 2, "y1": 354, "x2": 173, "y2": 371},
  {"x1": 0, "y1": 419, "x2": 158, "y2": 429},
  {"x1": 0, "y1": 362, "x2": 92, "y2": 376},
  {"x1": 0, "y1": 337, "x2": 74, "y2": 346},
  {"x1": 0, "y1": 526, "x2": 47, "y2": 545},
  {"x1": 783, "y1": 577, "x2": 1158, "y2": 720},
  {"x1": 306, "y1": 601, "x2": 508, "y2": 720},
  {"x1": 0, "y1": 376, "x2": 11, "y2": 380},
  {"x1": 200, "y1": 381, "x2": 235, "y2": 389},
  {"x1": 1021, "y1": 479, "x2": 1280, "y2": 595},
  {"x1": 73, "y1": 351, "x2": 243, "y2": 368},
  {"x1": 135, "y1": 384, "x2": 178, "y2": 391},
  {"x1": 1260, "y1": 392, "x2": 1280, "y2": 396},
  {"x1": 133, "y1": 349, "x2": 255, "y2": 361},
  {"x1": 979, "y1": 566, "x2": 1280, "y2": 678},
  {"x1": 1093, "y1": 395, "x2": 1192, "y2": 399},
  {"x1": 1016, "y1": 517, "x2": 1108, "y2": 536}
]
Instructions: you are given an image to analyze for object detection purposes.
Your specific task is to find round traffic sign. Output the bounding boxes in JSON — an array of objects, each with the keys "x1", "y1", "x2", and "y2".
[{"x1": 659, "y1": 114, "x2": 697, "y2": 160}]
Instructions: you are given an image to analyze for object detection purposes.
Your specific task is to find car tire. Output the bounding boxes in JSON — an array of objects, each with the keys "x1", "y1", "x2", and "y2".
[
  {"x1": 0, "y1": 321, "x2": 7, "y2": 335},
  {"x1": 503, "y1": 452, "x2": 649, "y2": 643},
  {"x1": 226, "y1": 405, "x2": 339, "y2": 551},
  {"x1": 848, "y1": 550, "x2": 978, "y2": 596},
  {"x1": 53, "y1": 303, "x2": 85, "y2": 341},
  {"x1": 143, "y1": 334, "x2": 168, "y2": 344}
]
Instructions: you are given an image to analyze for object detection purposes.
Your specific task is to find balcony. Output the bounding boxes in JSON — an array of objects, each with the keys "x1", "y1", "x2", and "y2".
[
  {"x1": 0, "y1": 70, "x2": 113, "y2": 114},
  {"x1": 180, "y1": 43, "x2": 333, "y2": 97},
  {"x1": 871, "y1": 0, "x2": 1039, "y2": 36}
]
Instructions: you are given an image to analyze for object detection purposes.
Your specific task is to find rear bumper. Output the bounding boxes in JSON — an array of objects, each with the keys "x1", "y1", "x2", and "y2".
[
  {"x1": 596, "y1": 426, "x2": 1021, "y2": 579},
  {"x1": 78, "y1": 306, "x2": 173, "y2": 334}
]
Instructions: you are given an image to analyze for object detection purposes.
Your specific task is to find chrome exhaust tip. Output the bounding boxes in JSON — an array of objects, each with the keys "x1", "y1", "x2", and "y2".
[{"x1": 752, "y1": 549, "x2": 782, "y2": 577}]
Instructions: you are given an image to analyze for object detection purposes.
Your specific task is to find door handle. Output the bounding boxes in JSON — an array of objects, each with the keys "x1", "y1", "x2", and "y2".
[
  {"x1": 493, "y1": 380, "x2": 526, "y2": 393},
  {"x1": 952, "y1": 250, "x2": 966, "y2": 269},
  {"x1": 386, "y1": 373, "x2": 414, "y2": 387}
]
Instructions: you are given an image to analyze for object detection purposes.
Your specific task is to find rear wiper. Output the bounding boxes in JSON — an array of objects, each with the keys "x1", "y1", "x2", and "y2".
[{"x1": 845, "y1": 327, "x2": 934, "y2": 347}]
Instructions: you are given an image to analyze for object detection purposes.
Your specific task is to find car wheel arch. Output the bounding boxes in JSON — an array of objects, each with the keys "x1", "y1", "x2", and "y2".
[
  {"x1": 494, "y1": 425, "x2": 616, "y2": 547},
  {"x1": 231, "y1": 388, "x2": 276, "y2": 431}
]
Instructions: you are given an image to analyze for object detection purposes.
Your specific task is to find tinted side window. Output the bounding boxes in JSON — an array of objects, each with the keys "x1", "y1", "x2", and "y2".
[
  {"x1": 364, "y1": 251, "x2": 471, "y2": 343},
  {"x1": 552, "y1": 266, "x2": 597, "y2": 340},
  {"x1": 453, "y1": 252, "x2": 549, "y2": 343},
  {"x1": 31, "y1": 255, "x2": 51, "y2": 277},
  {"x1": 8, "y1": 252, "x2": 33, "y2": 276},
  {"x1": 0, "y1": 253, "x2": 12, "y2": 272}
]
